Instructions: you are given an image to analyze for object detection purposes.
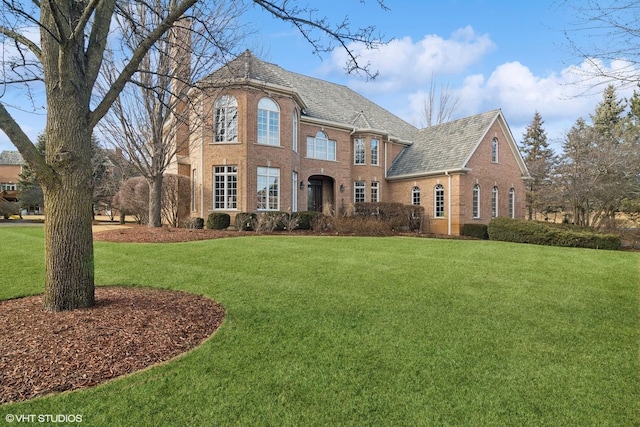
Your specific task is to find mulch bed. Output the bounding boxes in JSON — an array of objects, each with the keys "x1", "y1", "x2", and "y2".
[{"x1": 0, "y1": 287, "x2": 225, "y2": 404}]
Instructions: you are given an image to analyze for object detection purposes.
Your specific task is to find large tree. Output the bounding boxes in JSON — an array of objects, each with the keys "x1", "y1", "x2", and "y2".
[
  {"x1": 0, "y1": 0, "x2": 388, "y2": 311},
  {"x1": 97, "y1": 3, "x2": 248, "y2": 227},
  {"x1": 558, "y1": 85, "x2": 640, "y2": 228},
  {"x1": 519, "y1": 112, "x2": 557, "y2": 221}
]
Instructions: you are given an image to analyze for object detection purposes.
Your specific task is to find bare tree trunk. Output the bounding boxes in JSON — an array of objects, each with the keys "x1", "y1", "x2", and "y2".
[
  {"x1": 149, "y1": 175, "x2": 163, "y2": 227},
  {"x1": 41, "y1": 102, "x2": 95, "y2": 311}
]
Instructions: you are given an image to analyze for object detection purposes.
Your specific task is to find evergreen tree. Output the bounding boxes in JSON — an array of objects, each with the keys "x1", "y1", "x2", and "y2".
[{"x1": 520, "y1": 112, "x2": 556, "y2": 220}]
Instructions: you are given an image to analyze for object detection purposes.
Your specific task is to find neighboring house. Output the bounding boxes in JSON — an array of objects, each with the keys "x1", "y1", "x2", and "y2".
[
  {"x1": 0, "y1": 150, "x2": 24, "y2": 203},
  {"x1": 167, "y1": 50, "x2": 530, "y2": 235}
]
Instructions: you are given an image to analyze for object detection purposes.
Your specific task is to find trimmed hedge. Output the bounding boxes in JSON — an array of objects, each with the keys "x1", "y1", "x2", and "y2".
[
  {"x1": 487, "y1": 217, "x2": 621, "y2": 250},
  {"x1": 206, "y1": 213, "x2": 231, "y2": 230},
  {"x1": 461, "y1": 223, "x2": 489, "y2": 239}
]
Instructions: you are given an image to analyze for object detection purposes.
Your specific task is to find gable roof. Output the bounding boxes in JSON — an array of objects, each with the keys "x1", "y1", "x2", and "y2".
[
  {"x1": 387, "y1": 109, "x2": 524, "y2": 179},
  {"x1": 0, "y1": 150, "x2": 24, "y2": 165},
  {"x1": 203, "y1": 50, "x2": 417, "y2": 143}
]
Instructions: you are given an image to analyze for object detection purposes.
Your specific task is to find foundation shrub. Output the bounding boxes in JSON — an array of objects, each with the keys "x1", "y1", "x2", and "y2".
[
  {"x1": 461, "y1": 224, "x2": 489, "y2": 239},
  {"x1": 488, "y1": 217, "x2": 621, "y2": 250},
  {"x1": 352, "y1": 202, "x2": 424, "y2": 231},
  {"x1": 295, "y1": 211, "x2": 322, "y2": 230},
  {"x1": 255, "y1": 212, "x2": 286, "y2": 232},
  {"x1": 206, "y1": 213, "x2": 231, "y2": 230},
  {"x1": 235, "y1": 213, "x2": 257, "y2": 231},
  {"x1": 184, "y1": 217, "x2": 204, "y2": 229},
  {"x1": 333, "y1": 216, "x2": 392, "y2": 235}
]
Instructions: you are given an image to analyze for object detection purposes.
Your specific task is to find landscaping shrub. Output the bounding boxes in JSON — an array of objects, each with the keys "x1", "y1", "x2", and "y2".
[
  {"x1": 206, "y1": 213, "x2": 231, "y2": 230},
  {"x1": 461, "y1": 223, "x2": 489, "y2": 239},
  {"x1": 352, "y1": 202, "x2": 424, "y2": 231},
  {"x1": 333, "y1": 216, "x2": 392, "y2": 235},
  {"x1": 255, "y1": 212, "x2": 286, "y2": 232},
  {"x1": 488, "y1": 217, "x2": 621, "y2": 250},
  {"x1": 184, "y1": 217, "x2": 204, "y2": 229},
  {"x1": 235, "y1": 213, "x2": 257, "y2": 231},
  {"x1": 294, "y1": 211, "x2": 322, "y2": 230}
]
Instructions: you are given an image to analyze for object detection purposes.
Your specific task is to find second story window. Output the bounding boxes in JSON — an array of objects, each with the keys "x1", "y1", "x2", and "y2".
[
  {"x1": 292, "y1": 109, "x2": 298, "y2": 152},
  {"x1": 354, "y1": 138, "x2": 365, "y2": 164},
  {"x1": 214, "y1": 95, "x2": 238, "y2": 143},
  {"x1": 371, "y1": 139, "x2": 379, "y2": 165},
  {"x1": 258, "y1": 98, "x2": 280, "y2": 146},
  {"x1": 307, "y1": 131, "x2": 336, "y2": 161}
]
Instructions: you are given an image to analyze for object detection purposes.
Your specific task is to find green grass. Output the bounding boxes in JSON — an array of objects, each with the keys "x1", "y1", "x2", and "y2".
[{"x1": 1, "y1": 227, "x2": 638, "y2": 426}]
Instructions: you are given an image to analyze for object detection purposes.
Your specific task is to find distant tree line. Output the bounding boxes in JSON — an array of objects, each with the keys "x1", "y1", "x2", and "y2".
[{"x1": 520, "y1": 84, "x2": 640, "y2": 230}]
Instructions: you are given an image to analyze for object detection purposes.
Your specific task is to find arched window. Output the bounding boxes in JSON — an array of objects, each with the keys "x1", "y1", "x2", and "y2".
[
  {"x1": 434, "y1": 184, "x2": 444, "y2": 217},
  {"x1": 472, "y1": 184, "x2": 480, "y2": 219},
  {"x1": 214, "y1": 95, "x2": 238, "y2": 143},
  {"x1": 306, "y1": 131, "x2": 336, "y2": 160},
  {"x1": 412, "y1": 186, "x2": 421, "y2": 206},
  {"x1": 509, "y1": 188, "x2": 515, "y2": 218},
  {"x1": 491, "y1": 137, "x2": 498, "y2": 163},
  {"x1": 258, "y1": 98, "x2": 280, "y2": 146},
  {"x1": 492, "y1": 186, "x2": 499, "y2": 218}
]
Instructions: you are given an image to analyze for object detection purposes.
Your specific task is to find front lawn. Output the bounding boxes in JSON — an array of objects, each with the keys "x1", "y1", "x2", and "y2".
[{"x1": 1, "y1": 228, "x2": 638, "y2": 426}]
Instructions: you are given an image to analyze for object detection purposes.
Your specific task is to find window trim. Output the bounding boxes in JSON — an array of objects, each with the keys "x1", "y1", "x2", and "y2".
[
  {"x1": 434, "y1": 184, "x2": 445, "y2": 218},
  {"x1": 354, "y1": 138, "x2": 366, "y2": 165},
  {"x1": 509, "y1": 188, "x2": 515, "y2": 218},
  {"x1": 354, "y1": 180, "x2": 366, "y2": 203},
  {"x1": 307, "y1": 131, "x2": 336, "y2": 161},
  {"x1": 213, "y1": 165, "x2": 238, "y2": 210},
  {"x1": 214, "y1": 95, "x2": 238, "y2": 143},
  {"x1": 371, "y1": 181, "x2": 379, "y2": 203},
  {"x1": 491, "y1": 137, "x2": 499, "y2": 163},
  {"x1": 411, "y1": 186, "x2": 421, "y2": 206},
  {"x1": 257, "y1": 166, "x2": 280, "y2": 211},
  {"x1": 492, "y1": 186, "x2": 499, "y2": 218},
  {"x1": 257, "y1": 98, "x2": 280, "y2": 146},
  {"x1": 472, "y1": 184, "x2": 480, "y2": 219},
  {"x1": 370, "y1": 139, "x2": 379, "y2": 166}
]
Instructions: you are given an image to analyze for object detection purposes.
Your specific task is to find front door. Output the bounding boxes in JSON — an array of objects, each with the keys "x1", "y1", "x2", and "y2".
[{"x1": 307, "y1": 179, "x2": 323, "y2": 212}]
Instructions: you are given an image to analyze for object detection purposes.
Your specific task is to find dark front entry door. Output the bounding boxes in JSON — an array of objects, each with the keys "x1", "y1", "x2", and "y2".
[{"x1": 307, "y1": 179, "x2": 323, "y2": 212}]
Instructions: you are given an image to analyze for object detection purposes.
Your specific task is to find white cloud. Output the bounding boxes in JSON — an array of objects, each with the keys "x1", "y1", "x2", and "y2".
[
  {"x1": 396, "y1": 59, "x2": 639, "y2": 147},
  {"x1": 322, "y1": 26, "x2": 495, "y2": 93}
]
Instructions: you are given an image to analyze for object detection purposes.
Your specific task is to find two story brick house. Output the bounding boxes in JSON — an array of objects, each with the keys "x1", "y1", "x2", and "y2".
[{"x1": 168, "y1": 50, "x2": 530, "y2": 235}]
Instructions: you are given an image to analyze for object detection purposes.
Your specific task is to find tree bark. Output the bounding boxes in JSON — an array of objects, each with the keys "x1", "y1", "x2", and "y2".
[
  {"x1": 149, "y1": 175, "x2": 163, "y2": 227},
  {"x1": 39, "y1": 0, "x2": 96, "y2": 311}
]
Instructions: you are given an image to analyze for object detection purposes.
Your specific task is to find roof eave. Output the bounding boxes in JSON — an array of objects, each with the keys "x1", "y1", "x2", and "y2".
[{"x1": 386, "y1": 167, "x2": 471, "y2": 181}]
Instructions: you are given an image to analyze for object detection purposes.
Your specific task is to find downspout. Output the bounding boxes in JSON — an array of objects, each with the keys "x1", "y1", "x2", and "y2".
[
  {"x1": 444, "y1": 171, "x2": 452, "y2": 236},
  {"x1": 200, "y1": 97, "x2": 205, "y2": 219}
]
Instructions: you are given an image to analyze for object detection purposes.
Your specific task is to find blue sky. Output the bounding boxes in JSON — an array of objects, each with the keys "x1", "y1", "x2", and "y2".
[{"x1": 0, "y1": 0, "x2": 636, "y2": 153}]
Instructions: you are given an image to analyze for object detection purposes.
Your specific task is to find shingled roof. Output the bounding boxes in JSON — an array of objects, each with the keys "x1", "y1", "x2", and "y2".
[
  {"x1": 204, "y1": 50, "x2": 417, "y2": 143},
  {"x1": 0, "y1": 150, "x2": 24, "y2": 165},
  {"x1": 387, "y1": 110, "x2": 504, "y2": 178}
]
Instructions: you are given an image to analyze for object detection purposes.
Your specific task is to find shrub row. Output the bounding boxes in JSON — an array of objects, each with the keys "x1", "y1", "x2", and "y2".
[
  {"x1": 351, "y1": 202, "x2": 424, "y2": 231},
  {"x1": 461, "y1": 223, "x2": 489, "y2": 239},
  {"x1": 487, "y1": 217, "x2": 621, "y2": 250}
]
